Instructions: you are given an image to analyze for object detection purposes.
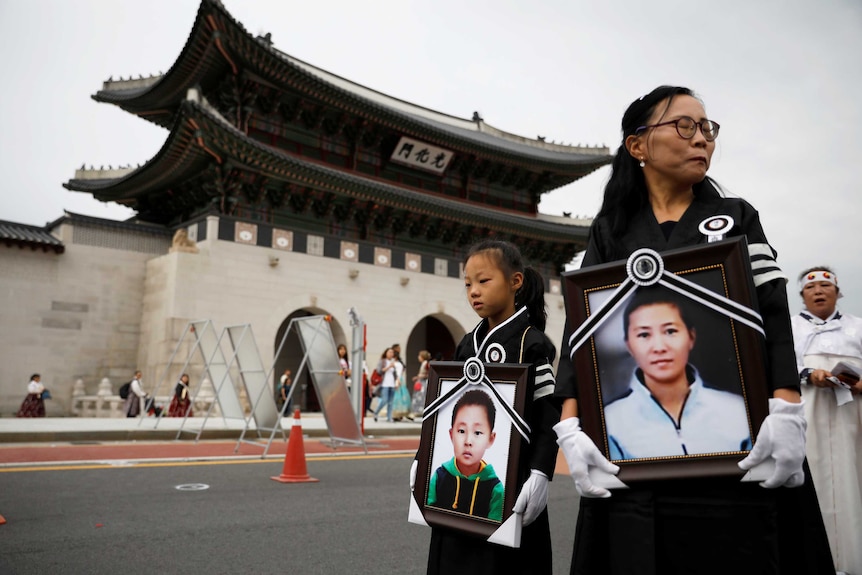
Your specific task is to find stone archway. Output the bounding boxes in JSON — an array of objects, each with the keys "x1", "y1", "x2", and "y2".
[
  {"x1": 404, "y1": 313, "x2": 466, "y2": 377},
  {"x1": 273, "y1": 309, "x2": 346, "y2": 413}
]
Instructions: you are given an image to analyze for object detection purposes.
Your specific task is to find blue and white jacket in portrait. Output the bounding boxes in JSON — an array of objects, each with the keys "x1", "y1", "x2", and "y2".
[{"x1": 604, "y1": 365, "x2": 752, "y2": 460}]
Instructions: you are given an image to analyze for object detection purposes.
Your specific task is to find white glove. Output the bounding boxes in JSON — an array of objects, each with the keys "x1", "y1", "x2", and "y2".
[
  {"x1": 553, "y1": 417, "x2": 619, "y2": 498},
  {"x1": 409, "y1": 459, "x2": 417, "y2": 492},
  {"x1": 512, "y1": 470, "x2": 549, "y2": 526},
  {"x1": 738, "y1": 398, "x2": 807, "y2": 488}
]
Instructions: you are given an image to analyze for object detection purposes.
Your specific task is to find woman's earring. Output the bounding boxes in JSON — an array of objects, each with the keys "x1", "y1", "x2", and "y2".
[{"x1": 639, "y1": 159, "x2": 645, "y2": 168}]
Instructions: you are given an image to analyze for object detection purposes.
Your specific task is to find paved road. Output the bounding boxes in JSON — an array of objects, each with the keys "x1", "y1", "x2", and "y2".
[{"x1": 0, "y1": 453, "x2": 581, "y2": 574}]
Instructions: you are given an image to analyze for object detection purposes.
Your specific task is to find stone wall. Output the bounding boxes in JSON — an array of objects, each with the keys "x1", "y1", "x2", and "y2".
[
  {"x1": 0, "y1": 221, "x2": 167, "y2": 416},
  {"x1": 0, "y1": 215, "x2": 568, "y2": 417}
]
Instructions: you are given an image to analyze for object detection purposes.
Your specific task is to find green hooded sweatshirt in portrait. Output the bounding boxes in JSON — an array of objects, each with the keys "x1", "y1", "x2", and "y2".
[{"x1": 427, "y1": 457, "x2": 504, "y2": 521}]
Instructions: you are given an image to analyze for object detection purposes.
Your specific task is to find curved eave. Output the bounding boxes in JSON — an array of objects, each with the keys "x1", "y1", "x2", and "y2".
[
  {"x1": 66, "y1": 100, "x2": 589, "y2": 243},
  {"x1": 93, "y1": 0, "x2": 611, "y2": 175},
  {"x1": 64, "y1": 103, "x2": 208, "y2": 209},
  {"x1": 91, "y1": 0, "x2": 233, "y2": 129}
]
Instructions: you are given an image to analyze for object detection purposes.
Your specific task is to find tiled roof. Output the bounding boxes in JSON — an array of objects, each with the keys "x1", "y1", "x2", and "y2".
[
  {"x1": 49, "y1": 211, "x2": 170, "y2": 236},
  {"x1": 93, "y1": 0, "x2": 612, "y2": 173},
  {"x1": 66, "y1": 97, "x2": 591, "y2": 244},
  {"x1": 0, "y1": 220, "x2": 65, "y2": 253}
]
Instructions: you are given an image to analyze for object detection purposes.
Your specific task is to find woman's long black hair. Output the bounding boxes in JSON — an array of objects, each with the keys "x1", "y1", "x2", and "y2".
[
  {"x1": 596, "y1": 86, "x2": 721, "y2": 255},
  {"x1": 464, "y1": 240, "x2": 547, "y2": 332}
]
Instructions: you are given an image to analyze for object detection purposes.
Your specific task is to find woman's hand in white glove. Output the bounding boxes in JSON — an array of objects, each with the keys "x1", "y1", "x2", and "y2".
[
  {"x1": 512, "y1": 470, "x2": 549, "y2": 525},
  {"x1": 553, "y1": 417, "x2": 619, "y2": 498},
  {"x1": 738, "y1": 398, "x2": 807, "y2": 488}
]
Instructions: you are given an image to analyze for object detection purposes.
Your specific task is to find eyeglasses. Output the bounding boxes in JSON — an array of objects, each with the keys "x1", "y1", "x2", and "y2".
[{"x1": 636, "y1": 116, "x2": 720, "y2": 142}]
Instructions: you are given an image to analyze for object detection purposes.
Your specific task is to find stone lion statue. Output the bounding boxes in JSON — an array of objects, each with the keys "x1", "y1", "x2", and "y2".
[{"x1": 170, "y1": 228, "x2": 199, "y2": 254}]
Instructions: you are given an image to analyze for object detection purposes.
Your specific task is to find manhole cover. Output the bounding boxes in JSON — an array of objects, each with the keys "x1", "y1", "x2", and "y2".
[{"x1": 175, "y1": 483, "x2": 210, "y2": 491}]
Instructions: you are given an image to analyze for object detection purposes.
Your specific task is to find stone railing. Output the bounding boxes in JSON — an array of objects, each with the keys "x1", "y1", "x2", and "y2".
[
  {"x1": 71, "y1": 394, "x2": 171, "y2": 418},
  {"x1": 71, "y1": 378, "x2": 218, "y2": 418}
]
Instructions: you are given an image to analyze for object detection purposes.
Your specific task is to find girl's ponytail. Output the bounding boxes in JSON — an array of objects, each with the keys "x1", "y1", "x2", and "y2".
[{"x1": 517, "y1": 267, "x2": 547, "y2": 332}]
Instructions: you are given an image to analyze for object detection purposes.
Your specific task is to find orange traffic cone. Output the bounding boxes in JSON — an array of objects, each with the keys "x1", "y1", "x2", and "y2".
[
  {"x1": 0, "y1": 513, "x2": 6, "y2": 525},
  {"x1": 271, "y1": 408, "x2": 319, "y2": 483}
]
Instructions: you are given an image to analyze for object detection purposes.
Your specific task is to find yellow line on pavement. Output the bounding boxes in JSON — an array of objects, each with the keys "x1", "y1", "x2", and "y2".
[{"x1": 0, "y1": 452, "x2": 413, "y2": 473}]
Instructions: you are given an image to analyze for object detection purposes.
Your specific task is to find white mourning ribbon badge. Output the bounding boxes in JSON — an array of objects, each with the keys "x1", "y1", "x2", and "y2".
[{"x1": 698, "y1": 215, "x2": 734, "y2": 243}]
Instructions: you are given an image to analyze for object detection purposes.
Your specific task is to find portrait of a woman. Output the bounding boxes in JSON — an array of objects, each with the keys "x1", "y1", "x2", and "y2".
[{"x1": 603, "y1": 286, "x2": 751, "y2": 460}]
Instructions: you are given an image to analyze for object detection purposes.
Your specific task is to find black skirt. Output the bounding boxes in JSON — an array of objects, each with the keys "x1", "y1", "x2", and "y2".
[
  {"x1": 569, "y1": 462, "x2": 834, "y2": 575},
  {"x1": 426, "y1": 508, "x2": 552, "y2": 575},
  {"x1": 16, "y1": 393, "x2": 45, "y2": 417}
]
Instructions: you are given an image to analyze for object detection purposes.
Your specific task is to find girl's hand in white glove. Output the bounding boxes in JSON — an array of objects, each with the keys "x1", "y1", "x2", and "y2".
[
  {"x1": 512, "y1": 470, "x2": 549, "y2": 525},
  {"x1": 409, "y1": 459, "x2": 417, "y2": 492}
]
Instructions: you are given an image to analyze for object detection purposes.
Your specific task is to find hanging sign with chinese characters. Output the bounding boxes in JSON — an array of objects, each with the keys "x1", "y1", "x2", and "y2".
[{"x1": 390, "y1": 136, "x2": 454, "y2": 174}]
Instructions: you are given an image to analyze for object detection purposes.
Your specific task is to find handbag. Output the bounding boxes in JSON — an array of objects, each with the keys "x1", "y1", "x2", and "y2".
[
  {"x1": 370, "y1": 369, "x2": 383, "y2": 387},
  {"x1": 41, "y1": 389, "x2": 52, "y2": 400},
  {"x1": 370, "y1": 368, "x2": 383, "y2": 396}
]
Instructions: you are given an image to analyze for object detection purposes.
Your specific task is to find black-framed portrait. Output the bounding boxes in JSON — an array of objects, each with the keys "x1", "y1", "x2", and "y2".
[
  {"x1": 408, "y1": 359, "x2": 529, "y2": 548},
  {"x1": 561, "y1": 237, "x2": 770, "y2": 484}
]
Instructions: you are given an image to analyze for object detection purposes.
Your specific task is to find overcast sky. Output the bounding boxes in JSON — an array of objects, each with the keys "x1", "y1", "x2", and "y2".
[{"x1": 1, "y1": 0, "x2": 860, "y2": 313}]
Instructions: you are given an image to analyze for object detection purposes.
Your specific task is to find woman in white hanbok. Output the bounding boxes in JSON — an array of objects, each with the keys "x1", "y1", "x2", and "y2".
[{"x1": 791, "y1": 267, "x2": 862, "y2": 575}]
